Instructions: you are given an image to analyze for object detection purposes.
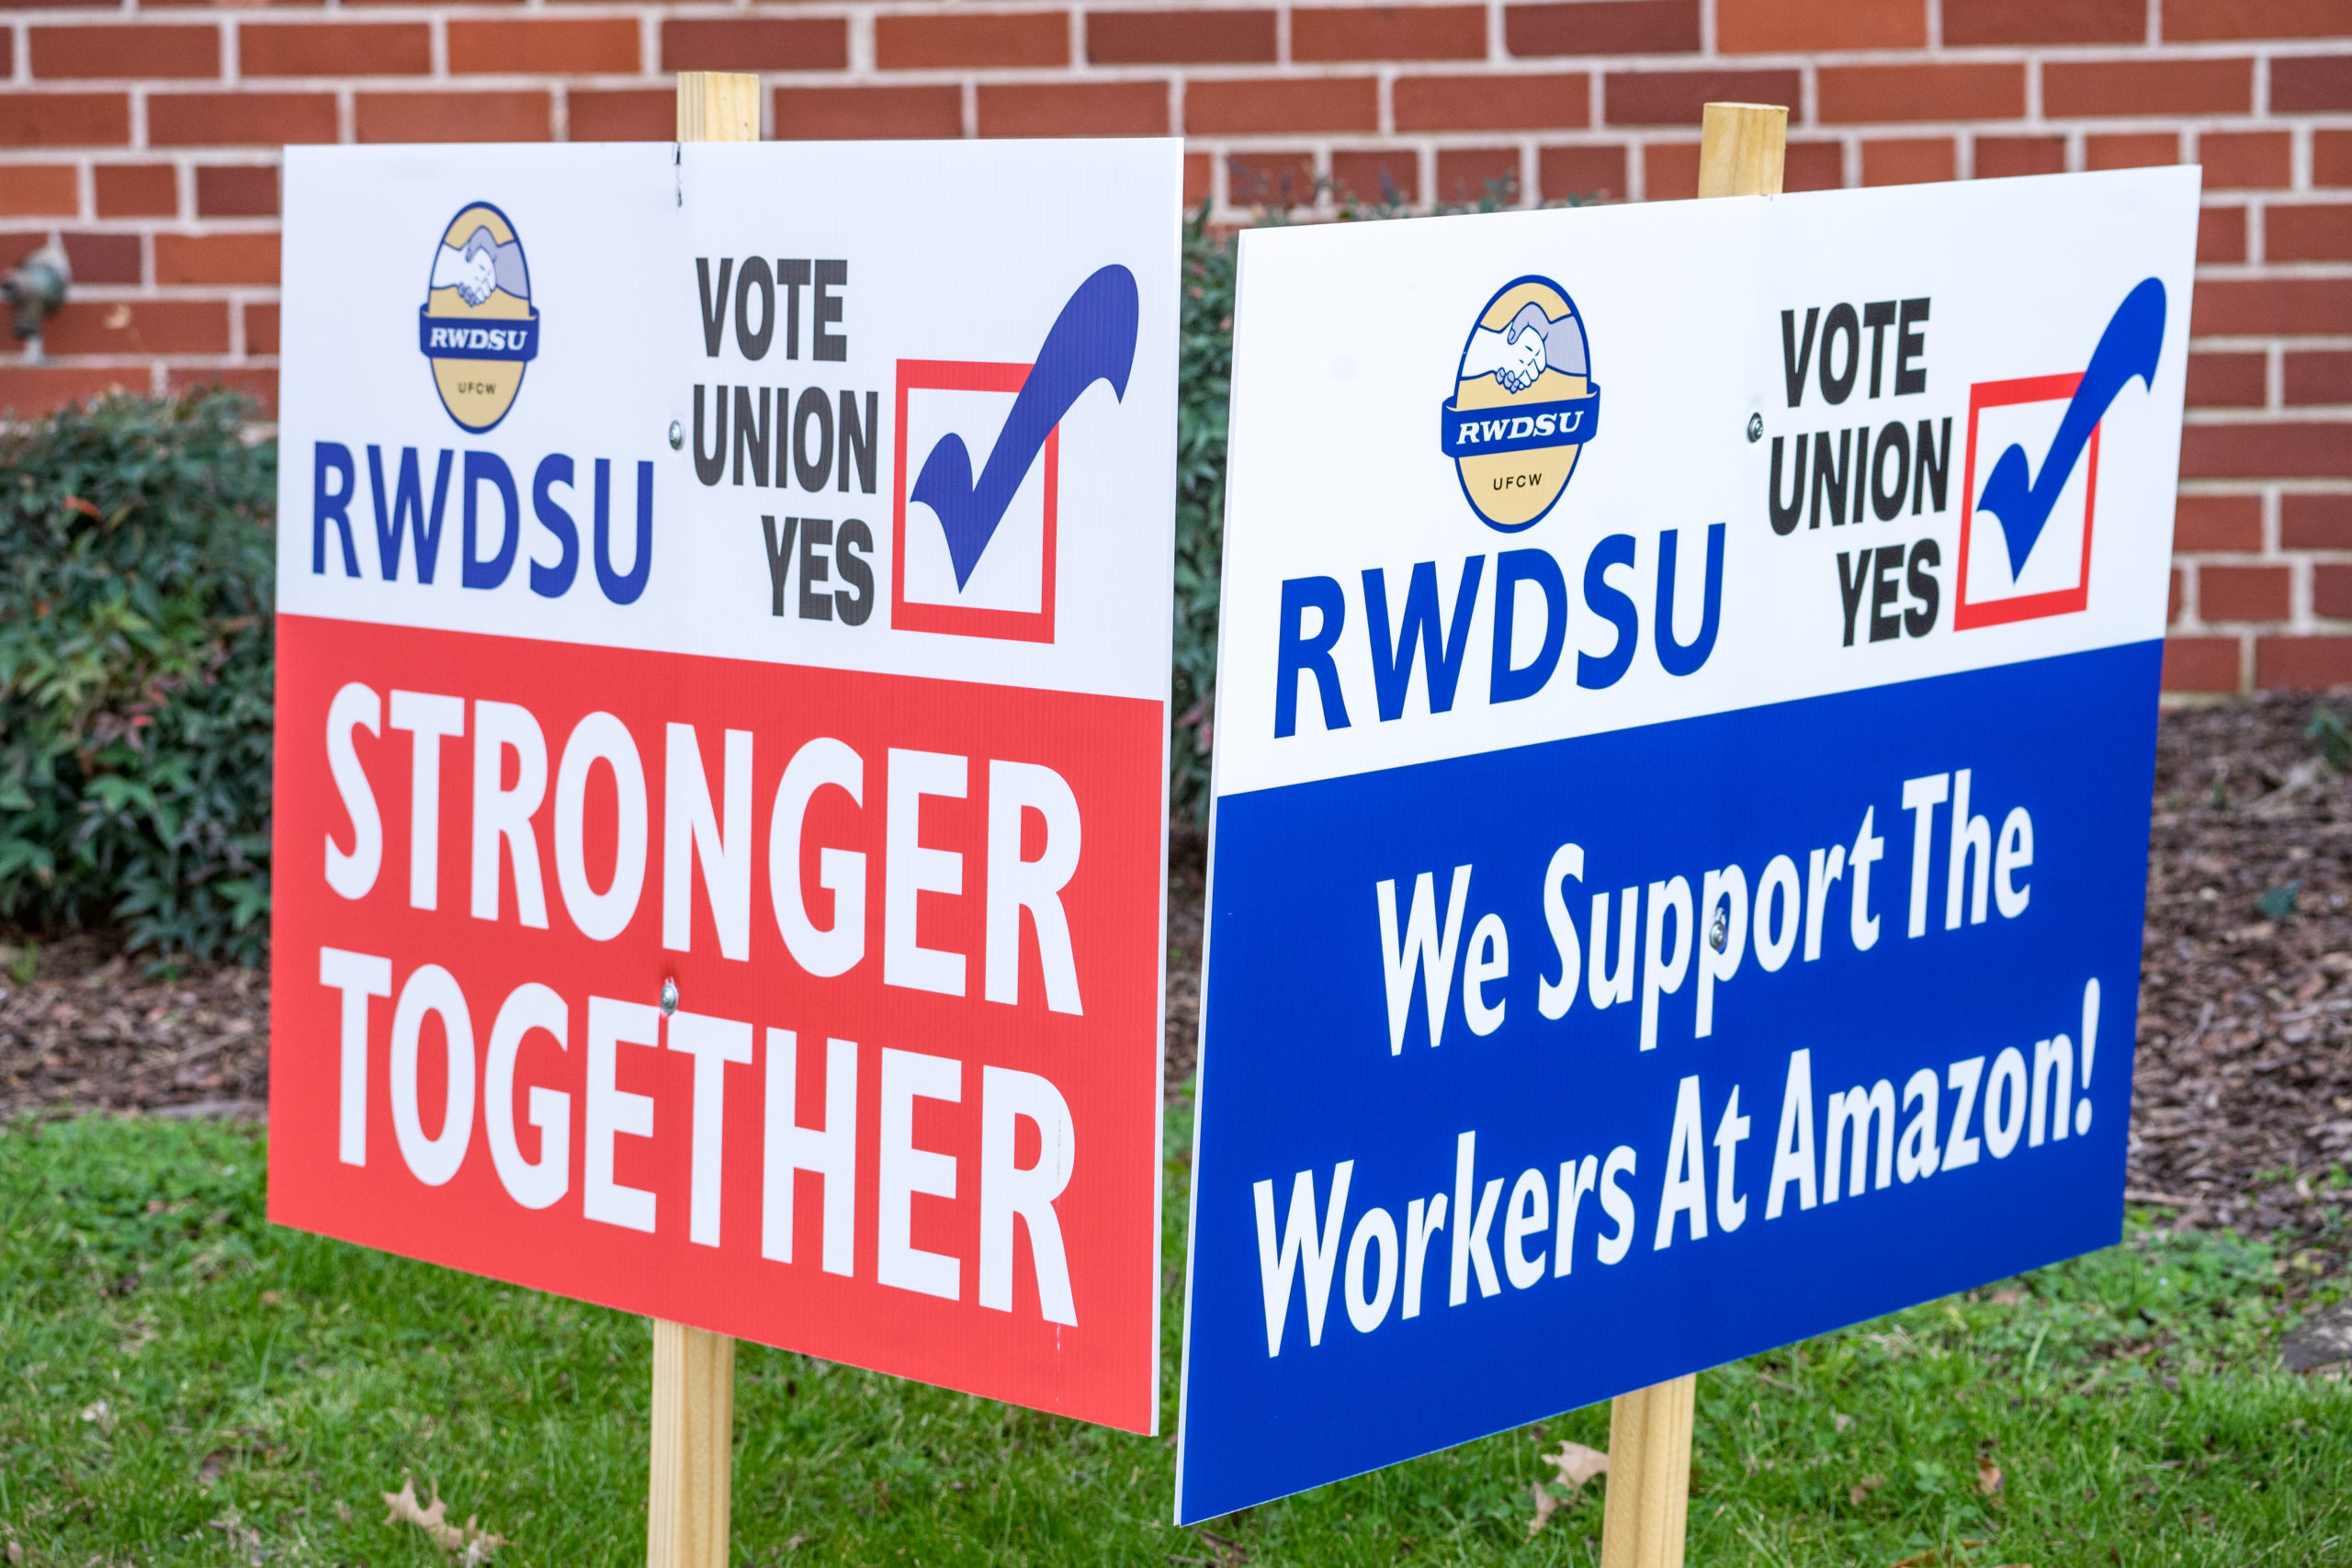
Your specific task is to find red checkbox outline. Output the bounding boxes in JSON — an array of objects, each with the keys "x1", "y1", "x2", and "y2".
[
  {"x1": 892, "y1": 359, "x2": 1058, "y2": 645},
  {"x1": 1953, "y1": 371, "x2": 2100, "y2": 631}
]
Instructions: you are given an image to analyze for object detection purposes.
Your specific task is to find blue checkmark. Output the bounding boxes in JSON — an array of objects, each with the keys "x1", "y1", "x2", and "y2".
[
  {"x1": 1974, "y1": 276, "x2": 2166, "y2": 582},
  {"x1": 910, "y1": 265, "x2": 1141, "y2": 591}
]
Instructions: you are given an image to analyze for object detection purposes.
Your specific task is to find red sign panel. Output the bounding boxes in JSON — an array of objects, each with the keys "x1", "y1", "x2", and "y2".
[{"x1": 269, "y1": 615, "x2": 1167, "y2": 1431}]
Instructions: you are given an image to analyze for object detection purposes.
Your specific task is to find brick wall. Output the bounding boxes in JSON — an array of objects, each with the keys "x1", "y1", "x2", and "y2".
[{"x1": 1, "y1": 0, "x2": 2347, "y2": 690}]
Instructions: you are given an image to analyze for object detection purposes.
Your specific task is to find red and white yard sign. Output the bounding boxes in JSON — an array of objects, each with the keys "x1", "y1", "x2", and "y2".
[{"x1": 269, "y1": 141, "x2": 1181, "y2": 1432}]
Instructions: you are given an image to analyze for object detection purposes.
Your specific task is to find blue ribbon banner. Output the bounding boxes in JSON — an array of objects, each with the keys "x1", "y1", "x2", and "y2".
[
  {"x1": 1439, "y1": 389, "x2": 1600, "y2": 458},
  {"x1": 418, "y1": 309, "x2": 540, "y2": 363}
]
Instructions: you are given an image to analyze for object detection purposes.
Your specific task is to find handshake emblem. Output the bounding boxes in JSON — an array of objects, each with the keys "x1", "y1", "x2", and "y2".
[
  {"x1": 419, "y1": 201, "x2": 540, "y2": 434},
  {"x1": 1441, "y1": 276, "x2": 1600, "y2": 533},
  {"x1": 1460, "y1": 300, "x2": 1579, "y2": 392},
  {"x1": 431, "y1": 225, "x2": 528, "y2": 308}
]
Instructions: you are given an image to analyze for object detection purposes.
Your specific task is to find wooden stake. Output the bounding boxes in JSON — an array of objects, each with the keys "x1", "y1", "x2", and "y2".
[
  {"x1": 646, "y1": 81, "x2": 757, "y2": 1568},
  {"x1": 1696, "y1": 102, "x2": 1789, "y2": 200},
  {"x1": 649, "y1": 1320, "x2": 736, "y2": 1568},
  {"x1": 677, "y1": 70, "x2": 760, "y2": 144},
  {"x1": 1594, "y1": 104, "x2": 1784, "y2": 1568}
]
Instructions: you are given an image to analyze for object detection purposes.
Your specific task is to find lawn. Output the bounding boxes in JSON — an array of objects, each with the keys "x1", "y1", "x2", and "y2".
[{"x1": 2, "y1": 1110, "x2": 2346, "y2": 1568}]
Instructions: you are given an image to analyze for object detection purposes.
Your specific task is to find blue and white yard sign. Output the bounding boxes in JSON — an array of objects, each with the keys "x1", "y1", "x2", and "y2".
[{"x1": 1174, "y1": 167, "x2": 2199, "y2": 1522}]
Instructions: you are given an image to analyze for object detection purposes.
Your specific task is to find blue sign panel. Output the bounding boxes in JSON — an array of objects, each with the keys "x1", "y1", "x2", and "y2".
[{"x1": 1176, "y1": 169, "x2": 2200, "y2": 1523}]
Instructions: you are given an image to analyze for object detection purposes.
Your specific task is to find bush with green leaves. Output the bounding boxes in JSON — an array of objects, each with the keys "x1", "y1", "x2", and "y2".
[
  {"x1": 0, "y1": 391, "x2": 276, "y2": 964},
  {"x1": 1171, "y1": 205, "x2": 1235, "y2": 829}
]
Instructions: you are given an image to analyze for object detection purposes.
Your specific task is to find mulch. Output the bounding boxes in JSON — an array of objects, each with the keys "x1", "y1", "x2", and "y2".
[{"x1": 5, "y1": 696, "x2": 2347, "y2": 1280}]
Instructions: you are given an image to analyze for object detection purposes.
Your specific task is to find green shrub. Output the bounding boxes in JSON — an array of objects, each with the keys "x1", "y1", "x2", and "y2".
[
  {"x1": 1172, "y1": 205, "x2": 1235, "y2": 829},
  {"x1": 0, "y1": 391, "x2": 276, "y2": 964}
]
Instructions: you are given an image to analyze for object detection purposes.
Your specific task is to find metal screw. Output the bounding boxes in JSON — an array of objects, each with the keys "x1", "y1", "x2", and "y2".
[
  {"x1": 660, "y1": 977, "x2": 679, "y2": 1016},
  {"x1": 1709, "y1": 909, "x2": 1728, "y2": 952},
  {"x1": 1747, "y1": 412, "x2": 1764, "y2": 444},
  {"x1": 668, "y1": 420, "x2": 684, "y2": 450}
]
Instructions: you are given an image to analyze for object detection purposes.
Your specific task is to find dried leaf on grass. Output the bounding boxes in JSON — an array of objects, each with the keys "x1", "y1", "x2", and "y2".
[
  {"x1": 1849, "y1": 1473, "x2": 1886, "y2": 1506},
  {"x1": 1526, "y1": 1479, "x2": 1565, "y2": 1538},
  {"x1": 1977, "y1": 1456, "x2": 2005, "y2": 1496},
  {"x1": 1527, "y1": 1440, "x2": 1611, "y2": 1535},
  {"x1": 383, "y1": 1478, "x2": 509, "y2": 1564}
]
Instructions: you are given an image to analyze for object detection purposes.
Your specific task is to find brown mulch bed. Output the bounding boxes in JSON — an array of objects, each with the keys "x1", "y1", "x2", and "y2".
[
  {"x1": 0, "y1": 932, "x2": 267, "y2": 1121},
  {"x1": 5, "y1": 699, "x2": 2348, "y2": 1276},
  {"x1": 2140, "y1": 693, "x2": 2352, "y2": 1273}
]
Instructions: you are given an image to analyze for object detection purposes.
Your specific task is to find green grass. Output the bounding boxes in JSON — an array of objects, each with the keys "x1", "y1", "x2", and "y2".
[{"x1": 2, "y1": 1110, "x2": 2346, "y2": 1568}]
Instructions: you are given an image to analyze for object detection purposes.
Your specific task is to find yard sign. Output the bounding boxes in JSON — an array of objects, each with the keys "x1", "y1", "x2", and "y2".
[
  {"x1": 270, "y1": 140, "x2": 1181, "y2": 1434},
  {"x1": 1176, "y1": 166, "x2": 2199, "y2": 1518}
]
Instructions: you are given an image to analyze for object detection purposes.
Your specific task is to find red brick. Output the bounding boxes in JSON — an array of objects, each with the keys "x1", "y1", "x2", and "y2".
[
  {"x1": 2315, "y1": 564, "x2": 2352, "y2": 620},
  {"x1": 60, "y1": 231, "x2": 140, "y2": 284},
  {"x1": 2285, "y1": 352, "x2": 2352, "y2": 407},
  {"x1": 1785, "y1": 140, "x2": 1843, "y2": 191},
  {"x1": 2192, "y1": 278, "x2": 2352, "y2": 336},
  {"x1": 1396, "y1": 72, "x2": 1588, "y2": 132},
  {"x1": 570, "y1": 90, "x2": 672, "y2": 141},
  {"x1": 2086, "y1": 131, "x2": 2178, "y2": 171},
  {"x1": 2267, "y1": 205, "x2": 2352, "y2": 264},
  {"x1": 448, "y1": 18, "x2": 637, "y2": 75},
  {"x1": 356, "y1": 92, "x2": 550, "y2": 144},
  {"x1": 1227, "y1": 152, "x2": 1316, "y2": 208},
  {"x1": 1861, "y1": 137, "x2": 1952, "y2": 187},
  {"x1": 2320, "y1": 131, "x2": 2352, "y2": 187},
  {"x1": 2165, "y1": 0, "x2": 2346, "y2": 40},
  {"x1": 149, "y1": 93, "x2": 336, "y2": 147},
  {"x1": 1645, "y1": 141, "x2": 1698, "y2": 199},
  {"x1": 2199, "y1": 563, "x2": 2290, "y2": 621},
  {"x1": 2170, "y1": 565, "x2": 2184, "y2": 623},
  {"x1": 1185, "y1": 76, "x2": 1378, "y2": 134},
  {"x1": 2197, "y1": 204, "x2": 2245, "y2": 264},
  {"x1": 1603, "y1": 69, "x2": 1799, "y2": 129},
  {"x1": 876, "y1": 13, "x2": 1060, "y2": 70},
  {"x1": 2162, "y1": 635, "x2": 2240, "y2": 693},
  {"x1": 1943, "y1": 0, "x2": 2141, "y2": 44},
  {"x1": 977, "y1": 80, "x2": 1169, "y2": 136},
  {"x1": 2187, "y1": 350, "x2": 2265, "y2": 407},
  {"x1": 1331, "y1": 149, "x2": 1420, "y2": 205},
  {"x1": 2041, "y1": 57, "x2": 2252, "y2": 118},
  {"x1": 2174, "y1": 493, "x2": 2264, "y2": 550},
  {"x1": 1716, "y1": 0, "x2": 1921, "y2": 53},
  {"x1": 1540, "y1": 143, "x2": 1628, "y2": 202},
  {"x1": 1974, "y1": 135, "x2": 2065, "y2": 179},
  {"x1": 2180, "y1": 421, "x2": 2352, "y2": 479},
  {"x1": 1435, "y1": 147, "x2": 1521, "y2": 205},
  {"x1": 666, "y1": 18, "x2": 851, "y2": 72},
  {"x1": 1505, "y1": 1, "x2": 1697, "y2": 54},
  {"x1": 0, "y1": 164, "x2": 78, "y2": 217},
  {"x1": 2199, "y1": 131, "x2": 2290, "y2": 190},
  {"x1": 196, "y1": 164, "x2": 277, "y2": 218},
  {"x1": 1085, "y1": 9, "x2": 1275, "y2": 64},
  {"x1": 29, "y1": 24, "x2": 220, "y2": 80},
  {"x1": 1182, "y1": 152, "x2": 1211, "y2": 207},
  {"x1": 241, "y1": 22, "x2": 430, "y2": 76},
  {"x1": 1817, "y1": 63, "x2": 2023, "y2": 124},
  {"x1": 155, "y1": 231, "x2": 277, "y2": 286},
  {"x1": 775, "y1": 85, "x2": 962, "y2": 141},
  {"x1": 2256, "y1": 636, "x2": 2352, "y2": 689},
  {"x1": 0, "y1": 94, "x2": 130, "y2": 148},
  {"x1": 1294, "y1": 5, "x2": 1484, "y2": 61},
  {"x1": 2271, "y1": 55, "x2": 2352, "y2": 113},
  {"x1": 169, "y1": 367, "x2": 276, "y2": 416},
  {"x1": 95, "y1": 164, "x2": 176, "y2": 218},
  {"x1": 2285, "y1": 493, "x2": 2352, "y2": 548},
  {"x1": 44, "y1": 299, "x2": 228, "y2": 355},
  {"x1": 0, "y1": 366, "x2": 144, "y2": 420},
  {"x1": 243, "y1": 299, "x2": 279, "y2": 356}
]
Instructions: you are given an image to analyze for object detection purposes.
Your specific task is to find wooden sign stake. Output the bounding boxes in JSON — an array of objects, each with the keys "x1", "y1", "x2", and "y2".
[
  {"x1": 646, "y1": 76, "x2": 760, "y2": 1568},
  {"x1": 1597, "y1": 102, "x2": 1786, "y2": 1568}
]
